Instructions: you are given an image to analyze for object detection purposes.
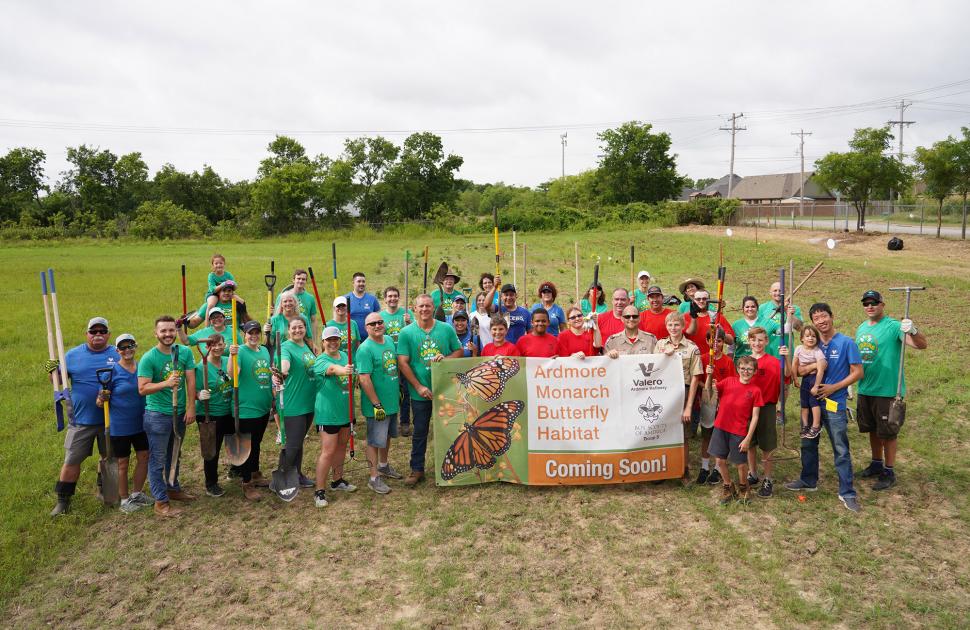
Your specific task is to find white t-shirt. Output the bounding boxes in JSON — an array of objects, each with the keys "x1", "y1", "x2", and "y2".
[{"x1": 470, "y1": 311, "x2": 494, "y2": 346}]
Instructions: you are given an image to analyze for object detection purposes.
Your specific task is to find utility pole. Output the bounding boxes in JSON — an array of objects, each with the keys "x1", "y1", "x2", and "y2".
[
  {"x1": 560, "y1": 132, "x2": 568, "y2": 179},
  {"x1": 791, "y1": 129, "x2": 812, "y2": 219},
  {"x1": 887, "y1": 100, "x2": 915, "y2": 211},
  {"x1": 720, "y1": 113, "x2": 746, "y2": 198}
]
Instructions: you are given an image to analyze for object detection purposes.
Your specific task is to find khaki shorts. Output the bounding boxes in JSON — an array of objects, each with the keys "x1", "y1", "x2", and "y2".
[
  {"x1": 63, "y1": 424, "x2": 106, "y2": 466},
  {"x1": 856, "y1": 394, "x2": 897, "y2": 439},
  {"x1": 751, "y1": 403, "x2": 778, "y2": 452}
]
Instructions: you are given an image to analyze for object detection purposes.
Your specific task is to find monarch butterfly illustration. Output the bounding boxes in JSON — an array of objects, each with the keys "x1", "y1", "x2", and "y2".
[
  {"x1": 454, "y1": 357, "x2": 520, "y2": 402},
  {"x1": 441, "y1": 400, "x2": 524, "y2": 480}
]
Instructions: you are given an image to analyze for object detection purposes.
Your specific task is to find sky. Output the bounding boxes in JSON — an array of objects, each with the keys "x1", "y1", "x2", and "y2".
[{"x1": 2, "y1": 1, "x2": 969, "y2": 188}]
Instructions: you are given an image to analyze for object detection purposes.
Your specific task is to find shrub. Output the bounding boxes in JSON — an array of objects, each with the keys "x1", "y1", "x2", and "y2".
[{"x1": 129, "y1": 200, "x2": 210, "y2": 240}]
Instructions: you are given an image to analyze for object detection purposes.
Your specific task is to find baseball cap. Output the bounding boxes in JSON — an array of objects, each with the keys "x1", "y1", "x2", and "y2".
[
  {"x1": 115, "y1": 333, "x2": 136, "y2": 347},
  {"x1": 87, "y1": 317, "x2": 109, "y2": 331},
  {"x1": 453, "y1": 294, "x2": 466, "y2": 303},
  {"x1": 207, "y1": 307, "x2": 226, "y2": 320},
  {"x1": 637, "y1": 270, "x2": 651, "y2": 280},
  {"x1": 452, "y1": 311, "x2": 469, "y2": 321},
  {"x1": 646, "y1": 285, "x2": 663, "y2": 296},
  {"x1": 333, "y1": 296, "x2": 348, "y2": 308},
  {"x1": 241, "y1": 320, "x2": 261, "y2": 333},
  {"x1": 861, "y1": 290, "x2": 883, "y2": 304},
  {"x1": 322, "y1": 325, "x2": 342, "y2": 340},
  {"x1": 500, "y1": 283, "x2": 517, "y2": 294},
  {"x1": 215, "y1": 280, "x2": 237, "y2": 293}
]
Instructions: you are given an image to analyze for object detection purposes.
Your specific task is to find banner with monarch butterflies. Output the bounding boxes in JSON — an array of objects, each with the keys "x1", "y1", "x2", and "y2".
[{"x1": 432, "y1": 355, "x2": 686, "y2": 486}]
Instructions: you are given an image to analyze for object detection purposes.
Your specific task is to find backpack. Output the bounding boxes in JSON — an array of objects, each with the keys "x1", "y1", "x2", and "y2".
[{"x1": 887, "y1": 237, "x2": 904, "y2": 251}]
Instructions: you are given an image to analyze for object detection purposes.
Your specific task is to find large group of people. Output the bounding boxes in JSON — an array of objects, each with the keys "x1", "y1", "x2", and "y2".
[{"x1": 47, "y1": 254, "x2": 928, "y2": 517}]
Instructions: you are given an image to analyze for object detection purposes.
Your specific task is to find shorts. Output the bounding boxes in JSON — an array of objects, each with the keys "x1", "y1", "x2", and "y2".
[
  {"x1": 63, "y1": 424, "x2": 106, "y2": 466},
  {"x1": 856, "y1": 394, "x2": 897, "y2": 439},
  {"x1": 366, "y1": 413, "x2": 399, "y2": 448},
  {"x1": 799, "y1": 374, "x2": 820, "y2": 409},
  {"x1": 317, "y1": 422, "x2": 351, "y2": 435},
  {"x1": 109, "y1": 431, "x2": 149, "y2": 458},
  {"x1": 708, "y1": 427, "x2": 747, "y2": 465},
  {"x1": 751, "y1": 403, "x2": 778, "y2": 452}
]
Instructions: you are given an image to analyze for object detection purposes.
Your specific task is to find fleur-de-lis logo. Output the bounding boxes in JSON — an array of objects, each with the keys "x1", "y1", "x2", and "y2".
[{"x1": 638, "y1": 397, "x2": 663, "y2": 423}]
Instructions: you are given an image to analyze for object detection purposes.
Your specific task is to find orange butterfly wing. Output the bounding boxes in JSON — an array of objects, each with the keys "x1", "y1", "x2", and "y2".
[
  {"x1": 455, "y1": 358, "x2": 520, "y2": 402},
  {"x1": 441, "y1": 400, "x2": 524, "y2": 480}
]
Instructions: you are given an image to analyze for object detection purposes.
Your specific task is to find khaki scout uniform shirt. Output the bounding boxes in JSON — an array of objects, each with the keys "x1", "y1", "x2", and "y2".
[
  {"x1": 656, "y1": 336, "x2": 703, "y2": 382},
  {"x1": 604, "y1": 330, "x2": 658, "y2": 355}
]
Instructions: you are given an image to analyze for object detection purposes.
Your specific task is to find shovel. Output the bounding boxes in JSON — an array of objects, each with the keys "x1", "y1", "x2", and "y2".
[
  {"x1": 96, "y1": 368, "x2": 120, "y2": 506},
  {"x1": 432, "y1": 261, "x2": 449, "y2": 321},
  {"x1": 167, "y1": 346, "x2": 184, "y2": 487},
  {"x1": 224, "y1": 297, "x2": 252, "y2": 466},
  {"x1": 197, "y1": 349, "x2": 218, "y2": 461},
  {"x1": 887, "y1": 286, "x2": 924, "y2": 432},
  {"x1": 270, "y1": 332, "x2": 299, "y2": 502}
]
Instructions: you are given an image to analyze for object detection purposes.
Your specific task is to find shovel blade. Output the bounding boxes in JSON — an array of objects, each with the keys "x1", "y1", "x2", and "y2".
[
  {"x1": 99, "y1": 458, "x2": 120, "y2": 506},
  {"x1": 269, "y1": 448, "x2": 300, "y2": 502},
  {"x1": 888, "y1": 398, "x2": 906, "y2": 434},
  {"x1": 167, "y1": 433, "x2": 183, "y2": 487},
  {"x1": 224, "y1": 433, "x2": 252, "y2": 467},
  {"x1": 198, "y1": 421, "x2": 218, "y2": 461}
]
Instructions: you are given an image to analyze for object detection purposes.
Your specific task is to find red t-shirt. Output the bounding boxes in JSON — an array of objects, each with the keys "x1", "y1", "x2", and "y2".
[
  {"x1": 684, "y1": 312, "x2": 735, "y2": 369},
  {"x1": 751, "y1": 353, "x2": 781, "y2": 404},
  {"x1": 596, "y1": 311, "x2": 625, "y2": 339},
  {"x1": 715, "y1": 377, "x2": 765, "y2": 436},
  {"x1": 556, "y1": 330, "x2": 596, "y2": 356},
  {"x1": 481, "y1": 341, "x2": 521, "y2": 357},
  {"x1": 516, "y1": 333, "x2": 558, "y2": 357},
  {"x1": 638, "y1": 308, "x2": 671, "y2": 340},
  {"x1": 711, "y1": 354, "x2": 737, "y2": 381}
]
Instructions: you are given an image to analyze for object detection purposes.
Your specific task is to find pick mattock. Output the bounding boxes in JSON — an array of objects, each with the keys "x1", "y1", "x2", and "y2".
[
  {"x1": 887, "y1": 286, "x2": 925, "y2": 432},
  {"x1": 96, "y1": 367, "x2": 120, "y2": 505}
]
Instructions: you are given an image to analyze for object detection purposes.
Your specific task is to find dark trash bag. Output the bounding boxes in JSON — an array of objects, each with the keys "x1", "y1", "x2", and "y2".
[{"x1": 887, "y1": 237, "x2": 904, "y2": 251}]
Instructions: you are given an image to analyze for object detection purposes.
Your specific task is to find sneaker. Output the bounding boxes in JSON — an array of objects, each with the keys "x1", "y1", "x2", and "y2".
[
  {"x1": 378, "y1": 464, "x2": 404, "y2": 480},
  {"x1": 275, "y1": 430, "x2": 282, "y2": 445},
  {"x1": 707, "y1": 468, "x2": 722, "y2": 485},
  {"x1": 695, "y1": 468, "x2": 710, "y2": 485},
  {"x1": 736, "y1": 482, "x2": 751, "y2": 504},
  {"x1": 206, "y1": 484, "x2": 226, "y2": 497},
  {"x1": 718, "y1": 483, "x2": 736, "y2": 505},
  {"x1": 368, "y1": 477, "x2": 391, "y2": 494},
  {"x1": 129, "y1": 491, "x2": 154, "y2": 506},
  {"x1": 747, "y1": 473, "x2": 759, "y2": 487},
  {"x1": 799, "y1": 425, "x2": 809, "y2": 438},
  {"x1": 298, "y1": 474, "x2": 315, "y2": 488},
  {"x1": 314, "y1": 489, "x2": 329, "y2": 508},
  {"x1": 839, "y1": 495, "x2": 862, "y2": 513},
  {"x1": 859, "y1": 461, "x2": 885, "y2": 478},
  {"x1": 330, "y1": 478, "x2": 357, "y2": 493},
  {"x1": 403, "y1": 470, "x2": 425, "y2": 486},
  {"x1": 758, "y1": 478, "x2": 773, "y2": 498},
  {"x1": 119, "y1": 498, "x2": 141, "y2": 513},
  {"x1": 784, "y1": 479, "x2": 818, "y2": 492},
  {"x1": 805, "y1": 426, "x2": 822, "y2": 440},
  {"x1": 873, "y1": 470, "x2": 896, "y2": 491},
  {"x1": 399, "y1": 424, "x2": 412, "y2": 437}
]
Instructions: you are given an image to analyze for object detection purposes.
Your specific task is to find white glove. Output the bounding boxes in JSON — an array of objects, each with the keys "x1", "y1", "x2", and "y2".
[
  {"x1": 901, "y1": 318, "x2": 916, "y2": 334},
  {"x1": 198, "y1": 389, "x2": 211, "y2": 401}
]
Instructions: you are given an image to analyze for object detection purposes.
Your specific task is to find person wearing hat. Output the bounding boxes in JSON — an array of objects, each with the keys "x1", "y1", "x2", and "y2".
[
  {"x1": 137, "y1": 315, "x2": 197, "y2": 517},
  {"x1": 275, "y1": 269, "x2": 321, "y2": 351},
  {"x1": 677, "y1": 278, "x2": 717, "y2": 315},
  {"x1": 486, "y1": 279, "x2": 532, "y2": 344},
  {"x1": 357, "y1": 312, "x2": 404, "y2": 494},
  {"x1": 431, "y1": 271, "x2": 462, "y2": 319},
  {"x1": 230, "y1": 319, "x2": 274, "y2": 499},
  {"x1": 446, "y1": 292, "x2": 468, "y2": 324},
  {"x1": 272, "y1": 316, "x2": 318, "y2": 491},
  {"x1": 312, "y1": 326, "x2": 359, "y2": 506},
  {"x1": 99, "y1": 333, "x2": 151, "y2": 513},
  {"x1": 327, "y1": 296, "x2": 360, "y2": 355},
  {"x1": 854, "y1": 290, "x2": 928, "y2": 491},
  {"x1": 265, "y1": 291, "x2": 311, "y2": 345},
  {"x1": 637, "y1": 286, "x2": 673, "y2": 341},
  {"x1": 195, "y1": 332, "x2": 235, "y2": 498},
  {"x1": 346, "y1": 272, "x2": 381, "y2": 342},
  {"x1": 757, "y1": 281, "x2": 804, "y2": 357},
  {"x1": 632, "y1": 271, "x2": 653, "y2": 312},
  {"x1": 531, "y1": 281, "x2": 566, "y2": 337},
  {"x1": 179, "y1": 306, "x2": 232, "y2": 354},
  {"x1": 451, "y1": 310, "x2": 477, "y2": 357},
  {"x1": 186, "y1": 280, "x2": 248, "y2": 330},
  {"x1": 48, "y1": 317, "x2": 122, "y2": 516}
]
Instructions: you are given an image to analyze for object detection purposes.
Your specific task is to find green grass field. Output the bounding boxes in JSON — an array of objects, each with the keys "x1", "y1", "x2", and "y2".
[{"x1": 1, "y1": 225, "x2": 968, "y2": 628}]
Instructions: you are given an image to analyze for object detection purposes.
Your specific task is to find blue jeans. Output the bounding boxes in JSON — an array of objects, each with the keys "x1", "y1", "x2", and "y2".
[
  {"x1": 399, "y1": 379, "x2": 411, "y2": 426},
  {"x1": 144, "y1": 409, "x2": 185, "y2": 503},
  {"x1": 409, "y1": 399, "x2": 432, "y2": 472},
  {"x1": 798, "y1": 407, "x2": 856, "y2": 498}
]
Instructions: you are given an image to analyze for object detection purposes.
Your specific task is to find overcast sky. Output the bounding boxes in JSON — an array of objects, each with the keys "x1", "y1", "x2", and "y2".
[{"x1": 2, "y1": 1, "x2": 969, "y2": 188}]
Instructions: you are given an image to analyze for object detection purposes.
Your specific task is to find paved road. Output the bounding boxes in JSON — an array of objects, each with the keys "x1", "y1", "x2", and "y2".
[{"x1": 749, "y1": 218, "x2": 967, "y2": 239}]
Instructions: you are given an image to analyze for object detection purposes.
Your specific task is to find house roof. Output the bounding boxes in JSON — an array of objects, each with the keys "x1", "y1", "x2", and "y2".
[
  {"x1": 729, "y1": 171, "x2": 833, "y2": 201},
  {"x1": 692, "y1": 174, "x2": 742, "y2": 198}
]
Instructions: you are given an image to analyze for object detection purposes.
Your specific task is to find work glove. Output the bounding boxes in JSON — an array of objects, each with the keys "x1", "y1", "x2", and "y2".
[
  {"x1": 689, "y1": 300, "x2": 701, "y2": 317},
  {"x1": 198, "y1": 389, "x2": 211, "y2": 401},
  {"x1": 175, "y1": 314, "x2": 189, "y2": 329},
  {"x1": 44, "y1": 359, "x2": 60, "y2": 374},
  {"x1": 374, "y1": 404, "x2": 387, "y2": 422},
  {"x1": 901, "y1": 318, "x2": 917, "y2": 335}
]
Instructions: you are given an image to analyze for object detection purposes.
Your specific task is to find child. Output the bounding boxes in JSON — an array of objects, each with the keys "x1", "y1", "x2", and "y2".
[
  {"x1": 745, "y1": 326, "x2": 786, "y2": 498},
  {"x1": 791, "y1": 324, "x2": 827, "y2": 439},
  {"x1": 656, "y1": 311, "x2": 703, "y2": 484},
  {"x1": 707, "y1": 355, "x2": 765, "y2": 504},
  {"x1": 481, "y1": 317, "x2": 521, "y2": 357},
  {"x1": 697, "y1": 335, "x2": 738, "y2": 485},
  {"x1": 203, "y1": 254, "x2": 244, "y2": 314}
]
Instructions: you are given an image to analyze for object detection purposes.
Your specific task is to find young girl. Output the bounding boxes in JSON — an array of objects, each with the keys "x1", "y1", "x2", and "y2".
[
  {"x1": 791, "y1": 324, "x2": 827, "y2": 439},
  {"x1": 204, "y1": 254, "x2": 244, "y2": 313}
]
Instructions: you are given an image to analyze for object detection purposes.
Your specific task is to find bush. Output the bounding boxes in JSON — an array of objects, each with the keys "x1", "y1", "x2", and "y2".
[{"x1": 129, "y1": 200, "x2": 210, "y2": 240}]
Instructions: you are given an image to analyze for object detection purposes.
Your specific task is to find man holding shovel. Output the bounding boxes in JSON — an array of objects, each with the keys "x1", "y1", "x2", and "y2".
[
  {"x1": 358, "y1": 312, "x2": 403, "y2": 494},
  {"x1": 49, "y1": 317, "x2": 120, "y2": 516},
  {"x1": 854, "y1": 290, "x2": 928, "y2": 491}
]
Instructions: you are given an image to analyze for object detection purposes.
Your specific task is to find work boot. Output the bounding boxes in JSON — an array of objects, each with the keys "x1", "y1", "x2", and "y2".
[
  {"x1": 51, "y1": 481, "x2": 76, "y2": 517},
  {"x1": 736, "y1": 482, "x2": 751, "y2": 504},
  {"x1": 718, "y1": 483, "x2": 737, "y2": 506},
  {"x1": 154, "y1": 501, "x2": 182, "y2": 518},
  {"x1": 251, "y1": 471, "x2": 270, "y2": 488},
  {"x1": 167, "y1": 489, "x2": 197, "y2": 502},
  {"x1": 403, "y1": 470, "x2": 425, "y2": 487},
  {"x1": 242, "y1": 482, "x2": 262, "y2": 501}
]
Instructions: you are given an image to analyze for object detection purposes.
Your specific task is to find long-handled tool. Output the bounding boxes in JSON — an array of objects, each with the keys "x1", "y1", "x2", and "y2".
[
  {"x1": 771, "y1": 260, "x2": 824, "y2": 318},
  {"x1": 432, "y1": 261, "x2": 449, "y2": 322},
  {"x1": 585, "y1": 261, "x2": 600, "y2": 356},
  {"x1": 630, "y1": 244, "x2": 635, "y2": 296},
  {"x1": 574, "y1": 242, "x2": 580, "y2": 304},
  {"x1": 181, "y1": 264, "x2": 187, "y2": 319},
  {"x1": 422, "y1": 246, "x2": 429, "y2": 293},
  {"x1": 270, "y1": 332, "x2": 299, "y2": 501},
  {"x1": 41, "y1": 272, "x2": 68, "y2": 431},
  {"x1": 700, "y1": 264, "x2": 726, "y2": 425},
  {"x1": 522, "y1": 244, "x2": 528, "y2": 301},
  {"x1": 224, "y1": 298, "x2": 251, "y2": 466},
  {"x1": 196, "y1": 347, "x2": 217, "y2": 461},
  {"x1": 47, "y1": 269, "x2": 74, "y2": 428},
  {"x1": 95, "y1": 367, "x2": 120, "y2": 505},
  {"x1": 887, "y1": 286, "x2": 925, "y2": 432},
  {"x1": 308, "y1": 265, "x2": 324, "y2": 329},
  {"x1": 404, "y1": 250, "x2": 410, "y2": 313},
  {"x1": 493, "y1": 208, "x2": 501, "y2": 278},
  {"x1": 264, "y1": 260, "x2": 277, "y2": 351},
  {"x1": 166, "y1": 346, "x2": 184, "y2": 487},
  {"x1": 331, "y1": 243, "x2": 340, "y2": 302}
]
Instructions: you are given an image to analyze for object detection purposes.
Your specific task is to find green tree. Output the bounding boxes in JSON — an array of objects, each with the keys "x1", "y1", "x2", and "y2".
[
  {"x1": 595, "y1": 121, "x2": 683, "y2": 204},
  {"x1": 344, "y1": 136, "x2": 399, "y2": 223},
  {"x1": 258, "y1": 135, "x2": 309, "y2": 176},
  {"x1": 129, "y1": 199, "x2": 210, "y2": 239},
  {"x1": 114, "y1": 152, "x2": 151, "y2": 216},
  {"x1": 317, "y1": 157, "x2": 356, "y2": 218},
  {"x1": 60, "y1": 145, "x2": 120, "y2": 221},
  {"x1": 0, "y1": 147, "x2": 47, "y2": 222},
  {"x1": 953, "y1": 127, "x2": 970, "y2": 239},
  {"x1": 383, "y1": 132, "x2": 463, "y2": 221},
  {"x1": 914, "y1": 139, "x2": 960, "y2": 238},
  {"x1": 153, "y1": 164, "x2": 234, "y2": 224},
  {"x1": 544, "y1": 170, "x2": 600, "y2": 208},
  {"x1": 693, "y1": 177, "x2": 718, "y2": 190}
]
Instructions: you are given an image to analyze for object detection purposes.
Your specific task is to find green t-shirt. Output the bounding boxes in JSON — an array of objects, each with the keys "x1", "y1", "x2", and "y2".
[
  {"x1": 356, "y1": 337, "x2": 400, "y2": 416},
  {"x1": 396, "y1": 321, "x2": 462, "y2": 398},
  {"x1": 326, "y1": 319, "x2": 360, "y2": 353},
  {"x1": 312, "y1": 352, "x2": 352, "y2": 426},
  {"x1": 279, "y1": 339, "x2": 317, "y2": 416},
  {"x1": 196, "y1": 299, "x2": 241, "y2": 330},
  {"x1": 138, "y1": 344, "x2": 195, "y2": 414},
  {"x1": 757, "y1": 301, "x2": 803, "y2": 350},
  {"x1": 207, "y1": 271, "x2": 236, "y2": 294},
  {"x1": 275, "y1": 290, "x2": 318, "y2": 321},
  {"x1": 678, "y1": 301, "x2": 719, "y2": 314},
  {"x1": 380, "y1": 308, "x2": 414, "y2": 348},
  {"x1": 431, "y1": 289, "x2": 461, "y2": 317},
  {"x1": 856, "y1": 316, "x2": 905, "y2": 397},
  {"x1": 195, "y1": 355, "x2": 232, "y2": 416},
  {"x1": 270, "y1": 313, "x2": 311, "y2": 344},
  {"x1": 732, "y1": 318, "x2": 758, "y2": 362},
  {"x1": 633, "y1": 289, "x2": 650, "y2": 312},
  {"x1": 580, "y1": 299, "x2": 608, "y2": 316},
  {"x1": 236, "y1": 344, "x2": 273, "y2": 418},
  {"x1": 187, "y1": 325, "x2": 232, "y2": 354}
]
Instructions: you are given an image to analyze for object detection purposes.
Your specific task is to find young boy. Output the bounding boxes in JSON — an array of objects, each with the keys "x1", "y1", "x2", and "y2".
[
  {"x1": 746, "y1": 326, "x2": 785, "y2": 498},
  {"x1": 697, "y1": 335, "x2": 738, "y2": 485},
  {"x1": 481, "y1": 317, "x2": 521, "y2": 357},
  {"x1": 708, "y1": 355, "x2": 764, "y2": 504}
]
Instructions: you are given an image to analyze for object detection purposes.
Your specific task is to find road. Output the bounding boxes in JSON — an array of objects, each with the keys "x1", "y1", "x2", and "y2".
[{"x1": 747, "y1": 218, "x2": 967, "y2": 239}]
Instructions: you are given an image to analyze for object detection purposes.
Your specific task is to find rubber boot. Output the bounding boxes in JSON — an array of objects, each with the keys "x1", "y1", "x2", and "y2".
[{"x1": 51, "y1": 481, "x2": 76, "y2": 517}]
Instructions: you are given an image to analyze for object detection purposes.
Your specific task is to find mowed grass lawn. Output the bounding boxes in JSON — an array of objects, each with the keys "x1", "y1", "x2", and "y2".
[{"x1": 1, "y1": 226, "x2": 968, "y2": 628}]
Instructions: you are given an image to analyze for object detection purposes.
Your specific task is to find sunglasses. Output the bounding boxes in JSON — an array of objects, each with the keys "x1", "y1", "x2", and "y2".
[
  {"x1": 88, "y1": 329, "x2": 108, "y2": 335},
  {"x1": 568, "y1": 314, "x2": 584, "y2": 320},
  {"x1": 622, "y1": 315, "x2": 640, "y2": 320},
  {"x1": 366, "y1": 320, "x2": 385, "y2": 327},
  {"x1": 335, "y1": 304, "x2": 347, "y2": 309},
  {"x1": 118, "y1": 343, "x2": 137, "y2": 351},
  {"x1": 862, "y1": 302, "x2": 879, "y2": 307}
]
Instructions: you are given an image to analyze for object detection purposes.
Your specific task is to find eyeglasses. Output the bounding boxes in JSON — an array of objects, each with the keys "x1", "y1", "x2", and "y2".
[
  {"x1": 695, "y1": 297, "x2": 710, "y2": 301},
  {"x1": 568, "y1": 314, "x2": 584, "y2": 320},
  {"x1": 622, "y1": 315, "x2": 640, "y2": 320},
  {"x1": 88, "y1": 329, "x2": 108, "y2": 335},
  {"x1": 366, "y1": 320, "x2": 385, "y2": 327},
  {"x1": 738, "y1": 367, "x2": 756, "y2": 373},
  {"x1": 118, "y1": 343, "x2": 137, "y2": 351}
]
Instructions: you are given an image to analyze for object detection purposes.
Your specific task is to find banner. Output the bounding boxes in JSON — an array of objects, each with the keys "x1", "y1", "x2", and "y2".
[{"x1": 431, "y1": 354, "x2": 685, "y2": 486}]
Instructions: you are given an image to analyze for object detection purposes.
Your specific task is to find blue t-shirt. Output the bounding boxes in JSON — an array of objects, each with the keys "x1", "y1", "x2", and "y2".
[
  {"x1": 456, "y1": 329, "x2": 474, "y2": 357},
  {"x1": 499, "y1": 305, "x2": 533, "y2": 344},
  {"x1": 530, "y1": 303, "x2": 566, "y2": 337},
  {"x1": 65, "y1": 344, "x2": 121, "y2": 426},
  {"x1": 105, "y1": 363, "x2": 145, "y2": 436},
  {"x1": 346, "y1": 292, "x2": 381, "y2": 341},
  {"x1": 818, "y1": 332, "x2": 862, "y2": 411}
]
